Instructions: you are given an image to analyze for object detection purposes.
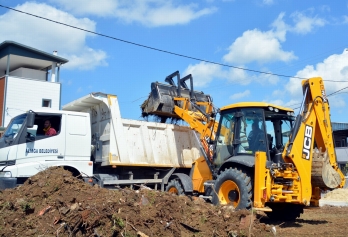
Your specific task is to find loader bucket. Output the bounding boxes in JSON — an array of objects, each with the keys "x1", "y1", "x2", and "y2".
[
  {"x1": 141, "y1": 71, "x2": 212, "y2": 119},
  {"x1": 311, "y1": 149, "x2": 342, "y2": 189}
]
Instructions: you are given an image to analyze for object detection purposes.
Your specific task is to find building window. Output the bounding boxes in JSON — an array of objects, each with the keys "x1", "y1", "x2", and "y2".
[{"x1": 42, "y1": 99, "x2": 51, "y2": 108}]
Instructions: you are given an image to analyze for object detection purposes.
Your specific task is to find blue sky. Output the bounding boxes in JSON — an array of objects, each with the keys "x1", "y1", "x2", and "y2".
[{"x1": 0, "y1": 0, "x2": 348, "y2": 122}]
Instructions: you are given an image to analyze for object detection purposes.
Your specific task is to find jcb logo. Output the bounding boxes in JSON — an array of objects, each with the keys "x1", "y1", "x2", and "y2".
[
  {"x1": 321, "y1": 90, "x2": 328, "y2": 103},
  {"x1": 302, "y1": 125, "x2": 313, "y2": 160}
]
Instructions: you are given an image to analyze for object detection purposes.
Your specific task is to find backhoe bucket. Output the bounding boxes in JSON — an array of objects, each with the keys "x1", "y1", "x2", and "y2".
[
  {"x1": 141, "y1": 71, "x2": 212, "y2": 119},
  {"x1": 311, "y1": 149, "x2": 342, "y2": 189}
]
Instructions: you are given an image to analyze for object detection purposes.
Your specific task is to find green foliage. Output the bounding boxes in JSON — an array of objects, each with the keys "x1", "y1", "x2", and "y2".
[
  {"x1": 20, "y1": 202, "x2": 32, "y2": 212},
  {"x1": 200, "y1": 215, "x2": 207, "y2": 224},
  {"x1": 0, "y1": 201, "x2": 11, "y2": 211},
  {"x1": 112, "y1": 214, "x2": 125, "y2": 229}
]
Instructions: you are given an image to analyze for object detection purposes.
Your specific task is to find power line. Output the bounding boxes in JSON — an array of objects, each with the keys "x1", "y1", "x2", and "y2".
[
  {"x1": 327, "y1": 86, "x2": 348, "y2": 97},
  {"x1": 1, "y1": 3, "x2": 348, "y2": 83},
  {"x1": 291, "y1": 86, "x2": 348, "y2": 110}
]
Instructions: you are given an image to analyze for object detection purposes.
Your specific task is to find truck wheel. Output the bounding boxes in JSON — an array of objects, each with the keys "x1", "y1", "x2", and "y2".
[
  {"x1": 266, "y1": 204, "x2": 303, "y2": 221},
  {"x1": 166, "y1": 179, "x2": 184, "y2": 195},
  {"x1": 212, "y1": 168, "x2": 252, "y2": 209}
]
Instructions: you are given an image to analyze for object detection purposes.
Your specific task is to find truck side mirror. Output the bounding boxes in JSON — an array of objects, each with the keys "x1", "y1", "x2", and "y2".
[{"x1": 27, "y1": 111, "x2": 35, "y2": 128}]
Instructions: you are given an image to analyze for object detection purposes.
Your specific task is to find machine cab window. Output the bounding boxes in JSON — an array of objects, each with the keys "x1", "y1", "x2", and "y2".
[{"x1": 214, "y1": 106, "x2": 294, "y2": 166}]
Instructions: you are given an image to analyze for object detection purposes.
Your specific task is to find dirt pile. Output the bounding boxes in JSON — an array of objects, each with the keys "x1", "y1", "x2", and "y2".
[
  {"x1": 0, "y1": 167, "x2": 272, "y2": 237},
  {"x1": 322, "y1": 188, "x2": 348, "y2": 201}
]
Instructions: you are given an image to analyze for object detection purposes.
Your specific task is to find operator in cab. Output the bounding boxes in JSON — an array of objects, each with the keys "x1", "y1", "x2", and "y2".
[
  {"x1": 247, "y1": 120, "x2": 264, "y2": 153},
  {"x1": 43, "y1": 120, "x2": 57, "y2": 136}
]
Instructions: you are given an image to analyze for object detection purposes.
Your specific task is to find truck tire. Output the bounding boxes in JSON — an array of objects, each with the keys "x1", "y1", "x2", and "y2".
[
  {"x1": 266, "y1": 204, "x2": 303, "y2": 221},
  {"x1": 212, "y1": 168, "x2": 252, "y2": 209},
  {"x1": 166, "y1": 179, "x2": 184, "y2": 195}
]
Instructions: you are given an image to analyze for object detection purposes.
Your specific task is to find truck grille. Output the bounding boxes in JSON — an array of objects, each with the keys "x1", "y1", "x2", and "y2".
[{"x1": 0, "y1": 160, "x2": 16, "y2": 166}]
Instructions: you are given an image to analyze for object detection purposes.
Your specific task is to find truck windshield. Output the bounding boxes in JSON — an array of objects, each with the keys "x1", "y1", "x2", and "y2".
[{"x1": 4, "y1": 114, "x2": 26, "y2": 138}]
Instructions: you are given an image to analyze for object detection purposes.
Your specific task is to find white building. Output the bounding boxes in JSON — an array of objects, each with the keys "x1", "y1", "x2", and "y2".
[{"x1": 0, "y1": 41, "x2": 68, "y2": 127}]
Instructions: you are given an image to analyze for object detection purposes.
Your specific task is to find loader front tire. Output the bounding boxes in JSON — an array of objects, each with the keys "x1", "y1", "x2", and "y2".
[
  {"x1": 212, "y1": 168, "x2": 252, "y2": 209},
  {"x1": 166, "y1": 179, "x2": 184, "y2": 195}
]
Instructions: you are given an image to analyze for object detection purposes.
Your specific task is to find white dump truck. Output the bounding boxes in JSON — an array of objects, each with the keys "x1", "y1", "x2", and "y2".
[{"x1": 0, "y1": 93, "x2": 201, "y2": 190}]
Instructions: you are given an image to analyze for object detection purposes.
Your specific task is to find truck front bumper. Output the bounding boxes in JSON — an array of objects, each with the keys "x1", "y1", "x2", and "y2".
[{"x1": 0, "y1": 177, "x2": 17, "y2": 190}]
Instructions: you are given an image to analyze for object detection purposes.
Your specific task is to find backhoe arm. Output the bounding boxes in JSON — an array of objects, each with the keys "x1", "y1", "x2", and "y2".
[{"x1": 284, "y1": 78, "x2": 345, "y2": 193}]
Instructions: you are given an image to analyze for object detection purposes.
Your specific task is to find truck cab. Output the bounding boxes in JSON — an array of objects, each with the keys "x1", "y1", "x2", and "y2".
[{"x1": 0, "y1": 110, "x2": 92, "y2": 189}]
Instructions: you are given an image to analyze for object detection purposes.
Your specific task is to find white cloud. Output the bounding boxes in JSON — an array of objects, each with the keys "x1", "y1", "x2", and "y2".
[
  {"x1": 223, "y1": 13, "x2": 296, "y2": 64},
  {"x1": 265, "y1": 99, "x2": 284, "y2": 106},
  {"x1": 344, "y1": 16, "x2": 348, "y2": 24},
  {"x1": 256, "y1": 71, "x2": 279, "y2": 85},
  {"x1": 183, "y1": 62, "x2": 279, "y2": 87},
  {"x1": 331, "y1": 97, "x2": 346, "y2": 108},
  {"x1": 262, "y1": 0, "x2": 274, "y2": 5},
  {"x1": 290, "y1": 12, "x2": 326, "y2": 34},
  {"x1": 223, "y1": 29, "x2": 297, "y2": 64},
  {"x1": 186, "y1": 11, "x2": 327, "y2": 88},
  {"x1": 184, "y1": 62, "x2": 224, "y2": 87},
  {"x1": 0, "y1": 2, "x2": 107, "y2": 70},
  {"x1": 50, "y1": 0, "x2": 117, "y2": 16},
  {"x1": 61, "y1": 79, "x2": 73, "y2": 85},
  {"x1": 230, "y1": 90, "x2": 250, "y2": 100},
  {"x1": 50, "y1": 0, "x2": 217, "y2": 27},
  {"x1": 183, "y1": 61, "x2": 253, "y2": 87},
  {"x1": 223, "y1": 11, "x2": 327, "y2": 65},
  {"x1": 319, "y1": 5, "x2": 330, "y2": 12},
  {"x1": 63, "y1": 48, "x2": 108, "y2": 70},
  {"x1": 263, "y1": 98, "x2": 300, "y2": 110},
  {"x1": 285, "y1": 49, "x2": 348, "y2": 108}
]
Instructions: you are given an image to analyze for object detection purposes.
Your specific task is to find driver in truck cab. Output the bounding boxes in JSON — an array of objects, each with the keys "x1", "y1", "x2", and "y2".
[{"x1": 43, "y1": 120, "x2": 57, "y2": 136}]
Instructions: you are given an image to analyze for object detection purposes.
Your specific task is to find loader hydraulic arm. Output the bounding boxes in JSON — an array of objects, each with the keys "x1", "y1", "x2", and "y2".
[
  {"x1": 284, "y1": 78, "x2": 345, "y2": 191},
  {"x1": 173, "y1": 97, "x2": 218, "y2": 160},
  {"x1": 141, "y1": 71, "x2": 219, "y2": 174},
  {"x1": 169, "y1": 72, "x2": 218, "y2": 163}
]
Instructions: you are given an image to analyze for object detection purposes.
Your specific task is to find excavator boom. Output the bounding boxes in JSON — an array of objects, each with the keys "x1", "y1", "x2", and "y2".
[{"x1": 284, "y1": 78, "x2": 345, "y2": 190}]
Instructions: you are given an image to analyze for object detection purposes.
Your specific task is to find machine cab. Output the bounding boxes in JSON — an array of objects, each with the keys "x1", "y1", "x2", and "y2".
[{"x1": 213, "y1": 102, "x2": 295, "y2": 168}]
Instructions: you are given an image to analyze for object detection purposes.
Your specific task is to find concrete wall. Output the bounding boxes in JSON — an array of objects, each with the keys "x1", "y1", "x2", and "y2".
[
  {"x1": 10, "y1": 68, "x2": 46, "y2": 81},
  {"x1": 3, "y1": 76, "x2": 60, "y2": 126}
]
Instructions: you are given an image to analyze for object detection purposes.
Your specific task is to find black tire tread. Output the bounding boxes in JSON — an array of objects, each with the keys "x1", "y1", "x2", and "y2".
[
  {"x1": 212, "y1": 167, "x2": 253, "y2": 210},
  {"x1": 166, "y1": 179, "x2": 184, "y2": 195}
]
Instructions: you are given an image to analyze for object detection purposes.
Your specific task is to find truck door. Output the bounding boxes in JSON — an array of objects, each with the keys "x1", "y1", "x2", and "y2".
[
  {"x1": 15, "y1": 113, "x2": 66, "y2": 177},
  {"x1": 0, "y1": 114, "x2": 27, "y2": 171}
]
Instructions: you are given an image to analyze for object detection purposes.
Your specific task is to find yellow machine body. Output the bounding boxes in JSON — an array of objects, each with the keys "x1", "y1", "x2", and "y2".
[{"x1": 142, "y1": 72, "x2": 345, "y2": 219}]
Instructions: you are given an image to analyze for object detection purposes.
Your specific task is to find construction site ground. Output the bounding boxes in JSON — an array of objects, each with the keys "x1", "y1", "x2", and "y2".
[{"x1": 0, "y1": 167, "x2": 348, "y2": 237}]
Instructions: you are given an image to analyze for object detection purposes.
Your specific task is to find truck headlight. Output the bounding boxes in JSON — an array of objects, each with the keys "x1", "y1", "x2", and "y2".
[{"x1": 0, "y1": 171, "x2": 12, "y2": 178}]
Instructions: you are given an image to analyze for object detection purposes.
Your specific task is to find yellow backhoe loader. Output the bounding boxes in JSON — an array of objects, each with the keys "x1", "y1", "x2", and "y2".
[{"x1": 141, "y1": 71, "x2": 345, "y2": 220}]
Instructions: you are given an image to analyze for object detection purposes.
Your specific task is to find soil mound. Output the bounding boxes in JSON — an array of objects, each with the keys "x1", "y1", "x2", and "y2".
[
  {"x1": 0, "y1": 167, "x2": 272, "y2": 236},
  {"x1": 322, "y1": 188, "x2": 348, "y2": 201}
]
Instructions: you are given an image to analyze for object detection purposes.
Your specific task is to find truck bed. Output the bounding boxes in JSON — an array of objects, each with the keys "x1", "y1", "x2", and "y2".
[{"x1": 63, "y1": 93, "x2": 202, "y2": 168}]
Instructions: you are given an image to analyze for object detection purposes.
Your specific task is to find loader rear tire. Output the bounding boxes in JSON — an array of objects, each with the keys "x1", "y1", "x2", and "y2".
[
  {"x1": 166, "y1": 179, "x2": 184, "y2": 195},
  {"x1": 212, "y1": 168, "x2": 252, "y2": 209},
  {"x1": 266, "y1": 204, "x2": 303, "y2": 221}
]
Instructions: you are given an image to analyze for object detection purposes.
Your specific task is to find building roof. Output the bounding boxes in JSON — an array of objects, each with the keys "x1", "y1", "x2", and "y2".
[
  {"x1": 0, "y1": 41, "x2": 68, "y2": 74},
  {"x1": 332, "y1": 122, "x2": 348, "y2": 131}
]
